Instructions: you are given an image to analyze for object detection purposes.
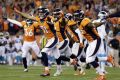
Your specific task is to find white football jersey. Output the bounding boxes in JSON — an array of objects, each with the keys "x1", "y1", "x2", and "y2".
[{"x1": 93, "y1": 19, "x2": 107, "y2": 39}]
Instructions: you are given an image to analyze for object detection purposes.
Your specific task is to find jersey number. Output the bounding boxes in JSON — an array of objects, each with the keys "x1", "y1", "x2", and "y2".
[{"x1": 24, "y1": 29, "x2": 33, "y2": 36}]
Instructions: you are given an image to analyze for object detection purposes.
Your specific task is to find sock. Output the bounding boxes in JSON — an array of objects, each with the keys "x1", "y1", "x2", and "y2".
[
  {"x1": 78, "y1": 61, "x2": 86, "y2": 73},
  {"x1": 80, "y1": 63, "x2": 86, "y2": 73},
  {"x1": 74, "y1": 65, "x2": 78, "y2": 71},
  {"x1": 90, "y1": 61, "x2": 104, "y2": 75},
  {"x1": 22, "y1": 57, "x2": 27, "y2": 69},
  {"x1": 41, "y1": 52, "x2": 48, "y2": 66},
  {"x1": 45, "y1": 67, "x2": 49, "y2": 71},
  {"x1": 96, "y1": 66, "x2": 104, "y2": 75},
  {"x1": 100, "y1": 61, "x2": 106, "y2": 73},
  {"x1": 57, "y1": 65, "x2": 61, "y2": 71},
  {"x1": 56, "y1": 58, "x2": 62, "y2": 72}
]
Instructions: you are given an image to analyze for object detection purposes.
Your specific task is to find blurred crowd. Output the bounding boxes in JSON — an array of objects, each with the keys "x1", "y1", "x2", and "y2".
[
  {"x1": 0, "y1": 0, "x2": 120, "y2": 35},
  {"x1": 0, "y1": 0, "x2": 120, "y2": 67}
]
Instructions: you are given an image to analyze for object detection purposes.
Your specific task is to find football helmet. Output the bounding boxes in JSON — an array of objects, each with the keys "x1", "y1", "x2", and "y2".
[
  {"x1": 98, "y1": 11, "x2": 108, "y2": 19},
  {"x1": 52, "y1": 8, "x2": 63, "y2": 21},
  {"x1": 65, "y1": 13, "x2": 73, "y2": 20},
  {"x1": 73, "y1": 10, "x2": 84, "y2": 21},
  {"x1": 37, "y1": 6, "x2": 49, "y2": 19},
  {"x1": 26, "y1": 19, "x2": 34, "y2": 26}
]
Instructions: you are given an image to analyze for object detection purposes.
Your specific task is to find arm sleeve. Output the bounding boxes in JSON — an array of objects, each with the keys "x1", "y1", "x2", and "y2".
[{"x1": 7, "y1": 18, "x2": 22, "y2": 27}]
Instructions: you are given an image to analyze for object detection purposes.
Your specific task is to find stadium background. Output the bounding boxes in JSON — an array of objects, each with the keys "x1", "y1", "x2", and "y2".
[{"x1": 0, "y1": 0, "x2": 120, "y2": 80}]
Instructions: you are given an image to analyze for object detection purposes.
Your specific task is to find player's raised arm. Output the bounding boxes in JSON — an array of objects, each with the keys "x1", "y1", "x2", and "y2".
[
  {"x1": 7, "y1": 18, "x2": 22, "y2": 27},
  {"x1": 91, "y1": 11, "x2": 109, "y2": 28},
  {"x1": 14, "y1": 8, "x2": 36, "y2": 20},
  {"x1": 91, "y1": 21, "x2": 105, "y2": 28}
]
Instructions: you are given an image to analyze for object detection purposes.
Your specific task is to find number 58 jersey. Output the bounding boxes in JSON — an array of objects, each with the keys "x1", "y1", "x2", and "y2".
[{"x1": 21, "y1": 21, "x2": 38, "y2": 42}]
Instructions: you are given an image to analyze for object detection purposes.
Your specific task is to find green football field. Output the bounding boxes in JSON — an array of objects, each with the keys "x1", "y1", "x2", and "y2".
[{"x1": 0, "y1": 65, "x2": 119, "y2": 80}]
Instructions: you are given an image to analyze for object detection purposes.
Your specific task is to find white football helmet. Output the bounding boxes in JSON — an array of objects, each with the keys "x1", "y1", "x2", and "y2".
[{"x1": 98, "y1": 11, "x2": 108, "y2": 19}]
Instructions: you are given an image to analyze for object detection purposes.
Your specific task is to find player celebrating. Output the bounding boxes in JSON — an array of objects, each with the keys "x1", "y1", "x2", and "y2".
[
  {"x1": 5, "y1": 18, "x2": 41, "y2": 72},
  {"x1": 14, "y1": 6, "x2": 60, "y2": 77},
  {"x1": 73, "y1": 9, "x2": 108, "y2": 80},
  {"x1": 93, "y1": 11, "x2": 114, "y2": 74},
  {"x1": 66, "y1": 12, "x2": 86, "y2": 75},
  {"x1": 52, "y1": 8, "x2": 75, "y2": 76}
]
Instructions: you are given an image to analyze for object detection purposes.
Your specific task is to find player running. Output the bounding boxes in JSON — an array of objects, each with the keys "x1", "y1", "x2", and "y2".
[
  {"x1": 14, "y1": 6, "x2": 60, "y2": 77},
  {"x1": 73, "y1": 9, "x2": 109, "y2": 80}
]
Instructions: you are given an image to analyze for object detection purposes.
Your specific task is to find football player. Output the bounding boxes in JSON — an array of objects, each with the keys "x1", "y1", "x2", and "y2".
[
  {"x1": 14, "y1": 7, "x2": 60, "y2": 77},
  {"x1": 66, "y1": 12, "x2": 86, "y2": 75},
  {"x1": 52, "y1": 8, "x2": 74, "y2": 76},
  {"x1": 92, "y1": 11, "x2": 109, "y2": 74},
  {"x1": 5, "y1": 18, "x2": 41, "y2": 72},
  {"x1": 73, "y1": 9, "x2": 109, "y2": 80}
]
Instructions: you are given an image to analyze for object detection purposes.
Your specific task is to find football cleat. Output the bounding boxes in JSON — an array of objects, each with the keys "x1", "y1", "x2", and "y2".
[
  {"x1": 24, "y1": 69, "x2": 28, "y2": 72},
  {"x1": 95, "y1": 75, "x2": 106, "y2": 80},
  {"x1": 40, "y1": 73, "x2": 50, "y2": 77},
  {"x1": 80, "y1": 71, "x2": 86, "y2": 75},
  {"x1": 74, "y1": 69, "x2": 85, "y2": 76},
  {"x1": 53, "y1": 69, "x2": 62, "y2": 76},
  {"x1": 74, "y1": 70, "x2": 80, "y2": 76},
  {"x1": 40, "y1": 70, "x2": 50, "y2": 77}
]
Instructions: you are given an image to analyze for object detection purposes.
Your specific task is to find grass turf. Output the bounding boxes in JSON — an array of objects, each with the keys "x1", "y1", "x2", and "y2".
[{"x1": 0, "y1": 65, "x2": 119, "y2": 80}]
